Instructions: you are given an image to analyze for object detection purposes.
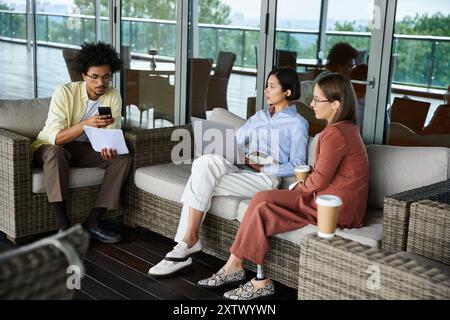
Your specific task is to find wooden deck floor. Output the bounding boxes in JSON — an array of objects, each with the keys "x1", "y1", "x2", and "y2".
[{"x1": 0, "y1": 219, "x2": 297, "y2": 301}]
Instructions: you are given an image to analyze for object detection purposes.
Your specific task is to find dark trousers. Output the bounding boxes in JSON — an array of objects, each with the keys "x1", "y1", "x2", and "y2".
[{"x1": 33, "y1": 141, "x2": 133, "y2": 209}]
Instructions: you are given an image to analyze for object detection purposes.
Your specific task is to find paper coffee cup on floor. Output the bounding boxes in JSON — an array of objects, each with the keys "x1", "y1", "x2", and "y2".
[
  {"x1": 315, "y1": 195, "x2": 342, "y2": 239},
  {"x1": 295, "y1": 165, "x2": 311, "y2": 181}
]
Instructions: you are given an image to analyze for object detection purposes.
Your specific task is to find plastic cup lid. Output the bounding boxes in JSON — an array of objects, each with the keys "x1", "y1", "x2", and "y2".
[
  {"x1": 315, "y1": 195, "x2": 343, "y2": 207},
  {"x1": 295, "y1": 165, "x2": 311, "y2": 172}
]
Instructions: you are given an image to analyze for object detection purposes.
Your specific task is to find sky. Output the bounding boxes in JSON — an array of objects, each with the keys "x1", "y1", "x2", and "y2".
[
  {"x1": 2, "y1": 0, "x2": 449, "y2": 21},
  {"x1": 220, "y1": 0, "x2": 449, "y2": 21}
]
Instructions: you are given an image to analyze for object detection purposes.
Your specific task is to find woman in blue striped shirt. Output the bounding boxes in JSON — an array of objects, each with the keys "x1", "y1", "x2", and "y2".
[{"x1": 148, "y1": 67, "x2": 309, "y2": 278}]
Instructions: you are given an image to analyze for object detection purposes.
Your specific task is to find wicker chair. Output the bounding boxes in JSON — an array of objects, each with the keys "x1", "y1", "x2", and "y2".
[
  {"x1": 298, "y1": 180, "x2": 450, "y2": 300},
  {"x1": 421, "y1": 104, "x2": 450, "y2": 135},
  {"x1": 206, "y1": 51, "x2": 236, "y2": 110},
  {"x1": 0, "y1": 224, "x2": 89, "y2": 299},
  {"x1": 0, "y1": 98, "x2": 123, "y2": 243},
  {"x1": 387, "y1": 122, "x2": 450, "y2": 148},
  {"x1": 389, "y1": 97, "x2": 430, "y2": 134},
  {"x1": 188, "y1": 58, "x2": 213, "y2": 119},
  {"x1": 62, "y1": 48, "x2": 83, "y2": 82}
]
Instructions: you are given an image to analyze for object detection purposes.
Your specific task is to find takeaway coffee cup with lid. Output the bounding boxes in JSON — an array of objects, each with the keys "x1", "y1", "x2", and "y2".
[
  {"x1": 295, "y1": 165, "x2": 311, "y2": 181},
  {"x1": 315, "y1": 195, "x2": 343, "y2": 239}
]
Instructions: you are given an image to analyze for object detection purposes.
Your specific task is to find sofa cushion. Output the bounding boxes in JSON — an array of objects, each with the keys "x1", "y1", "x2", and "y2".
[
  {"x1": 0, "y1": 98, "x2": 51, "y2": 140},
  {"x1": 208, "y1": 107, "x2": 246, "y2": 129},
  {"x1": 366, "y1": 145, "x2": 449, "y2": 209},
  {"x1": 32, "y1": 167, "x2": 105, "y2": 193},
  {"x1": 237, "y1": 200, "x2": 382, "y2": 247},
  {"x1": 135, "y1": 164, "x2": 192, "y2": 202},
  {"x1": 307, "y1": 133, "x2": 320, "y2": 167},
  {"x1": 134, "y1": 163, "x2": 241, "y2": 220}
]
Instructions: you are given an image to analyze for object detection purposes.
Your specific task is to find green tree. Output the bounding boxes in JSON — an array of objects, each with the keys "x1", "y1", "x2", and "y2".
[
  {"x1": 73, "y1": 0, "x2": 230, "y2": 23},
  {"x1": 198, "y1": 0, "x2": 230, "y2": 24},
  {"x1": 326, "y1": 14, "x2": 450, "y2": 89},
  {"x1": 394, "y1": 13, "x2": 450, "y2": 88},
  {"x1": 395, "y1": 12, "x2": 450, "y2": 37}
]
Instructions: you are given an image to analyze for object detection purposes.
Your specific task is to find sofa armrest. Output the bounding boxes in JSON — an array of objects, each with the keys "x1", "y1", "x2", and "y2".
[
  {"x1": 383, "y1": 179, "x2": 450, "y2": 253},
  {"x1": 124, "y1": 125, "x2": 193, "y2": 169},
  {"x1": 298, "y1": 235, "x2": 450, "y2": 300},
  {"x1": 407, "y1": 197, "x2": 450, "y2": 264},
  {"x1": 0, "y1": 128, "x2": 32, "y2": 202},
  {"x1": 0, "y1": 129, "x2": 32, "y2": 236}
]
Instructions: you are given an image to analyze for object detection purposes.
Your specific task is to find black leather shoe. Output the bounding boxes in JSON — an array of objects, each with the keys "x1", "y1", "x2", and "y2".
[{"x1": 87, "y1": 227, "x2": 122, "y2": 244}]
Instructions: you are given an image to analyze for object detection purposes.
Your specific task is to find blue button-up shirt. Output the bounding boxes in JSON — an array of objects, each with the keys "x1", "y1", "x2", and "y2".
[{"x1": 235, "y1": 105, "x2": 309, "y2": 177}]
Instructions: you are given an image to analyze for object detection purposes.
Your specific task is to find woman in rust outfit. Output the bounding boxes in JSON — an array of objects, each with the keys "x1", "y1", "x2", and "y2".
[{"x1": 198, "y1": 73, "x2": 370, "y2": 300}]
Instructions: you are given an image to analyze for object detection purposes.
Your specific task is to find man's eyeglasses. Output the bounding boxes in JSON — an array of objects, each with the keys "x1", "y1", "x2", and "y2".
[{"x1": 85, "y1": 73, "x2": 112, "y2": 82}]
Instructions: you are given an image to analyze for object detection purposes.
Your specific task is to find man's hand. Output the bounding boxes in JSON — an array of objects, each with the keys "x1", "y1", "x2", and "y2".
[
  {"x1": 101, "y1": 148, "x2": 117, "y2": 161},
  {"x1": 245, "y1": 157, "x2": 263, "y2": 172},
  {"x1": 85, "y1": 114, "x2": 114, "y2": 128}
]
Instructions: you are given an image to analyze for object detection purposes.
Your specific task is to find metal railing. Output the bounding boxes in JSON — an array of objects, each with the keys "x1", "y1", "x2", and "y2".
[{"x1": 0, "y1": 10, "x2": 448, "y2": 90}]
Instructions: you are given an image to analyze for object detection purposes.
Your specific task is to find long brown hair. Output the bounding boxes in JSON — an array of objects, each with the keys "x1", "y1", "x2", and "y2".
[{"x1": 315, "y1": 73, "x2": 357, "y2": 124}]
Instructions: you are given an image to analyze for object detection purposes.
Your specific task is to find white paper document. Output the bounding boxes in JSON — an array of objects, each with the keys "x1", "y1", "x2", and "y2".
[{"x1": 83, "y1": 126, "x2": 129, "y2": 154}]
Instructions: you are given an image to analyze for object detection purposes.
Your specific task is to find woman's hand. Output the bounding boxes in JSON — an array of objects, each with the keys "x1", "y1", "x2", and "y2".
[{"x1": 245, "y1": 157, "x2": 264, "y2": 172}]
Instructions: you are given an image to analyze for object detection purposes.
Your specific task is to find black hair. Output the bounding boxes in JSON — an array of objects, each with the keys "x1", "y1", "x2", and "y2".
[
  {"x1": 267, "y1": 67, "x2": 301, "y2": 101},
  {"x1": 326, "y1": 42, "x2": 359, "y2": 69},
  {"x1": 76, "y1": 41, "x2": 123, "y2": 74}
]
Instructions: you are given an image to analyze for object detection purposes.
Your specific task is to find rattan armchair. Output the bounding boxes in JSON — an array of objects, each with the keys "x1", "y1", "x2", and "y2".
[
  {"x1": 0, "y1": 126, "x2": 123, "y2": 243},
  {"x1": 0, "y1": 224, "x2": 89, "y2": 300},
  {"x1": 0, "y1": 97, "x2": 125, "y2": 243}
]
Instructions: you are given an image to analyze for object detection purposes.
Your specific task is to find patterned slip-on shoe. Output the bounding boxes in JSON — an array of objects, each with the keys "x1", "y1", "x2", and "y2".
[
  {"x1": 197, "y1": 268, "x2": 246, "y2": 288},
  {"x1": 223, "y1": 277, "x2": 275, "y2": 300}
]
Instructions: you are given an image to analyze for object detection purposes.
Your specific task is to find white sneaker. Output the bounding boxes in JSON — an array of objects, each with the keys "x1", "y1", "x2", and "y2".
[
  {"x1": 148, "y1": 258, "x2": 193, "y2": 278},
  {"x1": 165, "y1": 240, "x2": 202, "y2": 261}
]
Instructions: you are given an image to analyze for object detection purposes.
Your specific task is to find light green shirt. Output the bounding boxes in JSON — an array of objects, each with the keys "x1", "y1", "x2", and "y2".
[{"x1": 32, "y1": 81, "x2": 122, "y2": 153}]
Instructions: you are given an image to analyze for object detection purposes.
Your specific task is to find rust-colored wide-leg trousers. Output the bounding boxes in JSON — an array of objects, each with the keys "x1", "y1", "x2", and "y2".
[{"x1": 230, "y1": 189, "x2": 317, "y2": 265}]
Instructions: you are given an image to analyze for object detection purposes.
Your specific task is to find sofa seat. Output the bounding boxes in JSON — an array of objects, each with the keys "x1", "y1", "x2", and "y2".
[
  {"x1": 134, "y1": 163, "x2": 247, "y2": 220},
  {"x1": 31, "y1": 167, "x2": 105, "y2": 193},
  {"x1": 134, "y1": 163, "x2": 383, "y2": 247},
  {"x1": 237, "y1": 199, "x2": 383, "y2": 247}
]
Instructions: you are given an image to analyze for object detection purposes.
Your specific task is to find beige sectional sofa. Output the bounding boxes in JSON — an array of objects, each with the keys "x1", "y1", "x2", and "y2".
[{"x1": 124, "y1": 108, "x2": 450, "y2": 289}]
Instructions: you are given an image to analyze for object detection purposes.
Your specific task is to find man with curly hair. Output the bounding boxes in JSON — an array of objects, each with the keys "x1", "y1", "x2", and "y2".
[
  {"x1": 324, "y1": 42, "x2": 359, "y2": 77},
  {"x1": 32, "y1": 41, "x2": 132, "y2": 243}
]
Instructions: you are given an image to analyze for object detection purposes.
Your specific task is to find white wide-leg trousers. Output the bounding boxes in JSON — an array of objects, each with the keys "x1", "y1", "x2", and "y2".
[{"x1": 174, "y1": 154, "x2": 281, "y2": 242}]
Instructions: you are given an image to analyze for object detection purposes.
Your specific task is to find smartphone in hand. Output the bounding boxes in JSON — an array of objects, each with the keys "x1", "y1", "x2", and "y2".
[{"x1": 98, "y1": 106, "x2": 112, "y2": 118}]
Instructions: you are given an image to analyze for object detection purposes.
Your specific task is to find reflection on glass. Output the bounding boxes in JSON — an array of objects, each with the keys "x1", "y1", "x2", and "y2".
[
  {"x1": 121, "y1": 0, "x2": 177, "y2": 129},
  {"x1": 324, "y1": 0, "x2": 375, "y2": 134},
  {"x1": 34, "y1": 1, "x2": 111, "y2": 98},
  {"x1": 190, "y1": 0, "x2": 261, "y2": 120},
  {"x1": 0, "y1": 0, "x2": 34, "y2": 98},
  {"x1": 275, "y1": 0, "x2": 322, "y2": 136},
  {"x1": 385, "y1": 0, "x2": 450, "y2": 148}
]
